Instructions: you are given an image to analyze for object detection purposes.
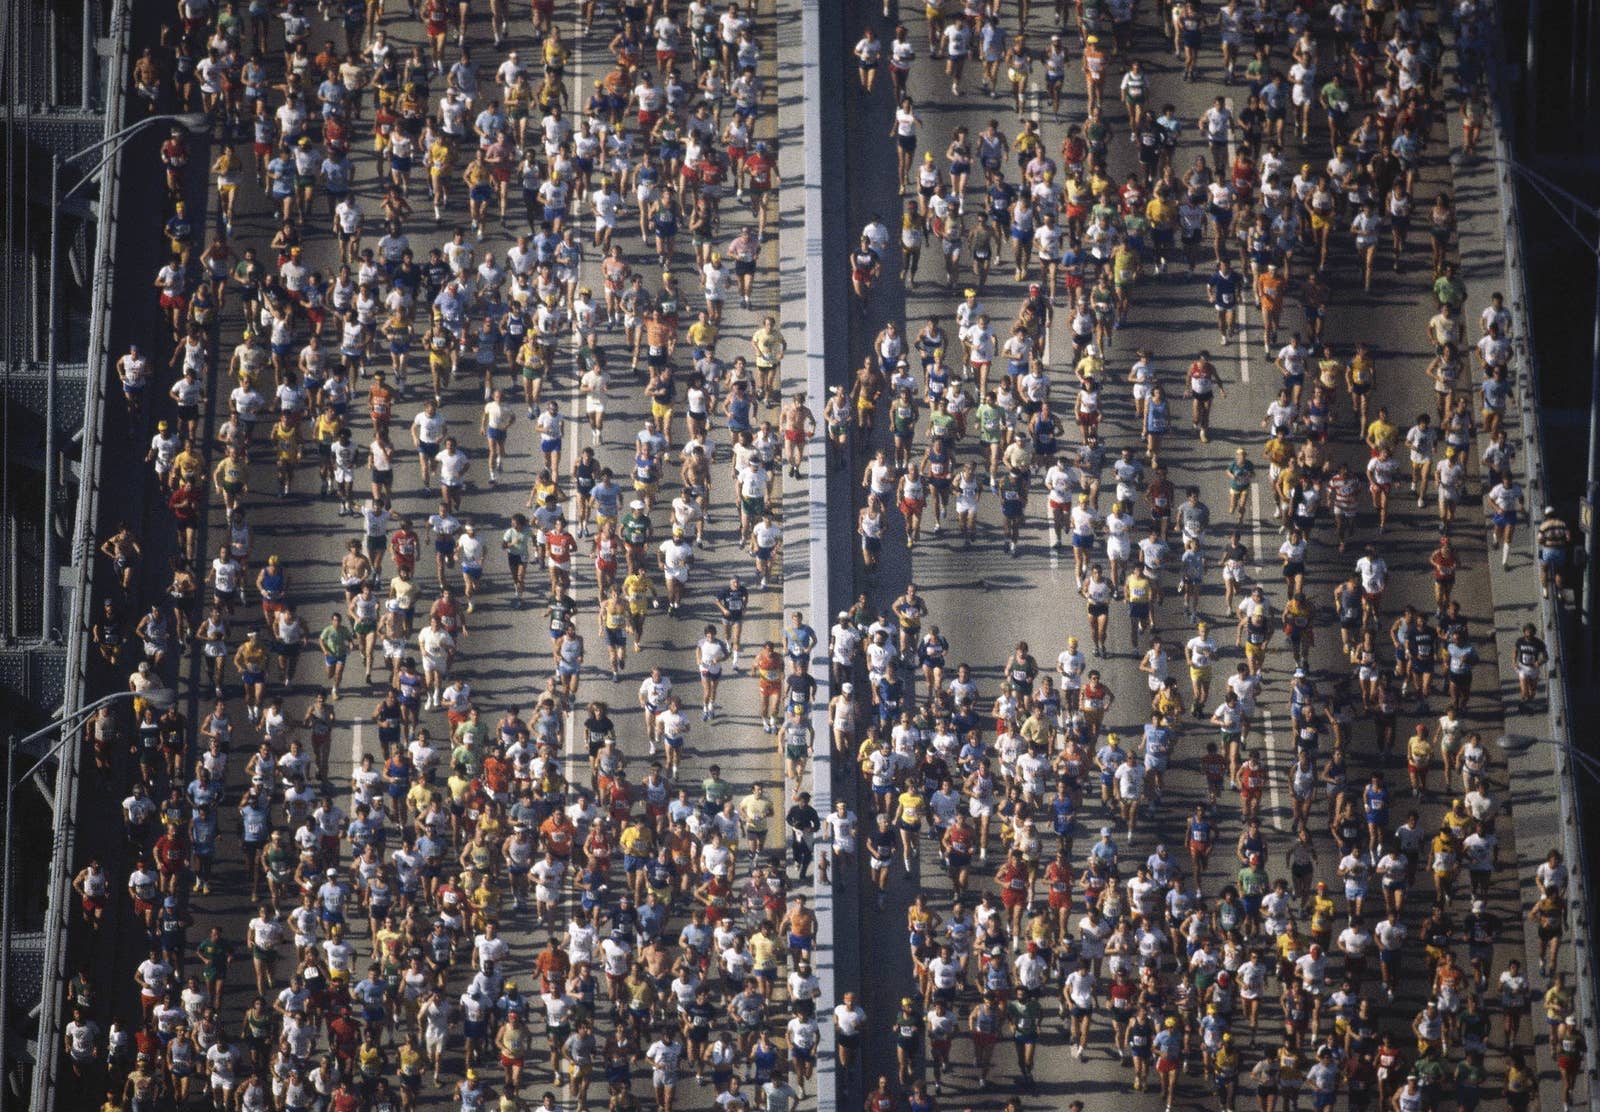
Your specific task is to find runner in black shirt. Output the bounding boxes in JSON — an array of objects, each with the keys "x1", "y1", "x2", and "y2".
[
  {"x1": 850, "y1": 237, "x2": 883, "y2": 301},
  {"x1": 1407, "y1": 619, "x2": 1437, "y2": 706},
  {"x1": 715, "y1": 576, "x2": 750, "y2": 663},
  {"x1": 785, "y1": 792, "x2": 822, "y2": 882},
  {"x1": 784, "y1": 669, "x2": 818, "y2": 719},
  {"x1": 867, "y1": 814, "x2": 899, "y2": 911},
  {"x1": 1513, "y1": 623, "x2": 1549, "y2": 705}
]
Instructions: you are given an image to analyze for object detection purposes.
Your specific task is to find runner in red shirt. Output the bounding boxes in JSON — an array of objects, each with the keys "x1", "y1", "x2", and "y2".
[
  {"x1": 430, "y1": 588, "x2": 466, "y2": 639},
  {"x1": 743, "y1": 142, "x2": 779, "y2": 238},
  {"x1": 153, "y1": 827, "x2": 190, "y2": 896},
  {"x1": 582, "y1": 822, "x2": 615, "y2": 874},
  {"x1": 159, "y1": 130, "x2": 189, "y2": 196},
  {"x1": 996, "y1": 848, "x2": 1031, "y2": 940},
  {"x1": 1186, "y1": 353, "x2": 1227, "y2": 442},
  {"x1": 389, "y1": 520, "x2": 419, "y2": 575},
  {"x1": 1235, "y1": 755, "x2": 1267, "y2": 824},
  {"x1": 694, "y1": 873, "x2": 732, "y2": 924},
  {"x1": 1428, "y1": 534, "x2": 1458, "y2": 615},
  {"x1": 545, "y1": 520, "x2": 576, "y2": 593},
  {"x1": 1045, "y1": 849, "x2": 1075, "y2": 938},
  {"x1": 327, "y1": 1008, "x2": 360, "y2": 1067},
  {"x1": 167, "y1": 480, "x2": 203, "y2": 561},
  {"x1": 942, "y1": 818, "x2": 977, "y2": 895}
]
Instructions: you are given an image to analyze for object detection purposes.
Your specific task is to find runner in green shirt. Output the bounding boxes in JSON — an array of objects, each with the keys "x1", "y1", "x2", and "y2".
[
  {"x1": 1432, "y1": 264, "x2": 1466, "y2": 310},
  {"x1": 889, "y1": 391, "x2": 919, "y2": 471},
  {"x1": 452, "y1": 713, "x2": 487, "y2": 774},
  {"x1": 892, "y1": 1000, "x2": 924, "y2": 1086},
  {"x1": 1453, "y1": 1056, "x2": 1487, "y2": 1107},
  {"x1": 501, "y1": 515, "x2": 532, "y2": 604},
  {"x1": 195, "y1": 927, "x2": 233, "y2": 1007},
  {"x1": 975, "y1": 397, "x2": 1007, "y2": 484},
  {"x1": 620, "y1": 508, "x2": 652, "y2": 547},
  {"x1": 548, "y1": 593, "x2": 579, "y2": 640},
  {"x1": 702, "y1": 770, "x2": 734, "y2": 811},
  {"x1": 1318, "y1": 76, "x2": 1351, "y2": 148},
  {"x1": 1237, "y1": 860, "x2": 1269, "y2": 904},
  {"x1": 1413, "y1": 1048, "x2": 1448, "y2": 1102},
  {"x1": 1006, "y1": 989, "x2": 1042, "y2": 1082},
  {"x1": 319, "y1": 614, "x2": 353, "y2": 697}
]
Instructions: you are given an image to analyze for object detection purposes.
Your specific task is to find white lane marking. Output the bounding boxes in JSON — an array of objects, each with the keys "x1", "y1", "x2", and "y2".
[
  {"x1": 349, "y1": 721, "x2": 364, "y2": 790},
  {"x1": 1249, "y1": 483, "x2": 1263, "y2": 565},
  {"x1": 1237, "y1": 301, "x2": 1249, "y2": 385},
  {"x1": 1224, "y1": 94, "x2": 1247, "y2": 387},
  {"x1": 1022, "y1": 77, "x2": 1053, "y2": 368},
  {"x1": 563, "y1": 29, "x2": 585, "y2": 793},
  {"x1": 1260, "y1": 708, "x2": 1283, "y2": 831},
  {"x1": 559, "y1": 28, "x2": 589, "y2": 922}
]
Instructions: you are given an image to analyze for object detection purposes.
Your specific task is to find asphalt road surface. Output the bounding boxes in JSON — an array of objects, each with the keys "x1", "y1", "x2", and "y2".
[
  {"x1": 143, "y1": 0, "x2": 817, "y2": 1108},
  {"x1": 836, "y1": 3, "x2": 1544, "y2": 1110}
]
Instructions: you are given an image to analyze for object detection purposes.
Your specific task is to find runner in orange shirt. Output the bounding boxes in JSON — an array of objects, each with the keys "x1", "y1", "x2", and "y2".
[
  {"x1": 367, "y1": 371, "x2": 395, "y2": 435},
  {"x1": 752, "y1": 641, "x2": 784, "y2": 729},
  {"x1": 1256, "y1": 263, "x2": 1287, "y2": 350}
]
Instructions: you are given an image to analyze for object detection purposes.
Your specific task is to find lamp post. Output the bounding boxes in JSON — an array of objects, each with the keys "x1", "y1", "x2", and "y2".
[
  {"x1": 1496, "y1": 732, "x2": 1600, "y2": 779},
  {"x1": 40, "y1": 111, "x2": 208, "y2": 642},
  {"x1": 0, "y1": 686, "x2": 171, "y2": 1112}
]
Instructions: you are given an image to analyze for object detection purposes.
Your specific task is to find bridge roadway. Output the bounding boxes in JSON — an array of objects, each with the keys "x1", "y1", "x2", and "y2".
[
  {"x1": 835, "y1": 3, "x2": 1550, "y2": 1110},
  {"x1": 160, "y1": 0, "x2": 815, "y2": 1109}
]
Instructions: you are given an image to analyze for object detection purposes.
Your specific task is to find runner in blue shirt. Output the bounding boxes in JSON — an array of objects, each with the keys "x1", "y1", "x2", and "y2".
[{"x1": 1205, "y1": 258, "x2": 1242, "y2": 341}]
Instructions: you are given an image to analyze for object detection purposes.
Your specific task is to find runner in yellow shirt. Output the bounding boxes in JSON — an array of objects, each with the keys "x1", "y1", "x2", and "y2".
[
  {"x1": 269, "y1": 414, "x2": 302, "y2": 497},
  {"x1": 686, "y1": 313, "x2": 718, "y2": 355},
  {"x1": 1345, "y1": 342, "x2": 1377, "y2": 431},
  {"x1": 1074, "y1": 347, "x2": 1105, "y2": 384},
  {"x1": 1364, "y1": 407, "x2": 1399, "y2": 455},
  {"x1": 892, "y1": 784, "x2": 927, "y2": 867},
  {"x1": 213, "y1": 447, "x2": 248, "y2": 504},
  {"x1": 1146, "y1": 191, "x2": 1178, "y2": 269},
  {"x1": 232, "y1": 631, "x2": 271, "y2": 722},
  {"x1": 1406, "y1": 724, "x2": 1434, "y2": 797},
  {"x1": 427, "y1": 136, "x2": 456, "y2": 218},
  {"x1": 1125, "y1": 568, "x2": 1154, "y2": 645},
  {"x1": 1111, "y1": 242, "x2": 1140, "y2": 319},
  {"x1": 313, "y1": 407, "x2": 343, "y2": 493},
  {"x1": 622, "y1": 570, "x2": 657, "y2": 651},
  {"x1": 737, "y1": 785, "x2": 775, "y2": 857}
]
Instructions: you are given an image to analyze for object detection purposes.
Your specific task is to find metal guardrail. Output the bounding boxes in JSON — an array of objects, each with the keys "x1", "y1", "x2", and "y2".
[
  {"x1": 25, "y1": 0, "x2": 129, "y2": 1105},
  {"x1": 1478, "y1": 4, "x2": 1598, "y2": 1108}
]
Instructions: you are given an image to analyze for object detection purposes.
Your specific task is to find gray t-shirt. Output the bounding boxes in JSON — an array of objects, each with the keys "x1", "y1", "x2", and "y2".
[{"x1": 1176, "y1": 500, "x2": 1211, "y2": 539}]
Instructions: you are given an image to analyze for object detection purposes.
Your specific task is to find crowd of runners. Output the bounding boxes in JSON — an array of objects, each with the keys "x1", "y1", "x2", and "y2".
[
  {"x1": 77, "y1": 0, "x2": 847, "y2": 1109},
  {"x1": 822, "y1": 0, "x2": 1589, "y2": 1109},
  {"x1": 51, "y1": 0, "x2": 1597, "y2": 1109}
]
